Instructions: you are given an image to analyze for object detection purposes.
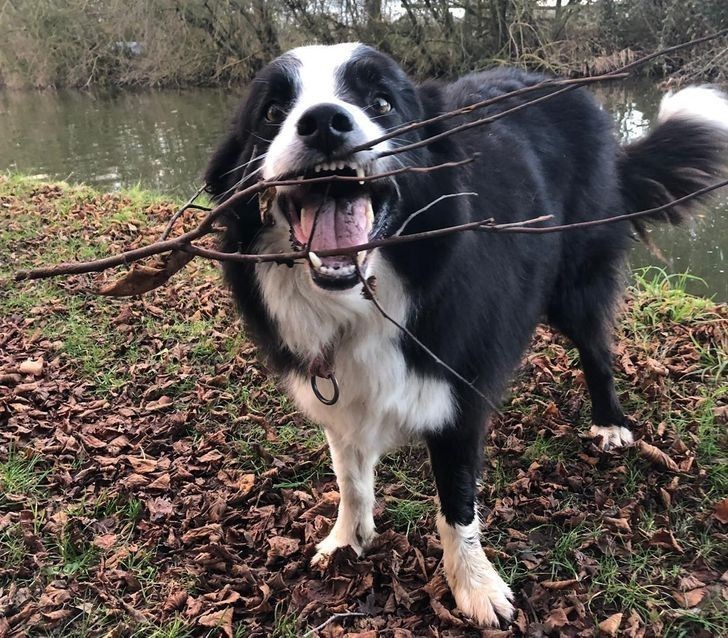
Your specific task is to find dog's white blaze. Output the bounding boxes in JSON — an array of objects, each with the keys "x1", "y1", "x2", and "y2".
[
  {"x1": 263, "y1": 42, "x2": 390, "y2": 179},
  {"x1": 658, "y1": 86, "x2": 728, "y2": 130},
  {"x1": 437, "y1": 510, "x2": 515, "y2": 626},
  {"x1": 589, "y1": 424, "x2": 634, "y2": 450}
]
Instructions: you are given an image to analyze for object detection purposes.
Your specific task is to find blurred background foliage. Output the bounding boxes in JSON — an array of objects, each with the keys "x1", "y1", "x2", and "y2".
[{"x1": 0, "y1": 0, "x2": 725, "y2": 88}]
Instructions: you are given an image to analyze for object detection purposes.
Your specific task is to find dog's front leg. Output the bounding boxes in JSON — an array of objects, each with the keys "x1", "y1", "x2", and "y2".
[
  {"x1": 427, "y1": 426, "x2": 515, "y2": 627},
  {"x1": 311, "y1": 431, "x2": 379, "y2": 565}
]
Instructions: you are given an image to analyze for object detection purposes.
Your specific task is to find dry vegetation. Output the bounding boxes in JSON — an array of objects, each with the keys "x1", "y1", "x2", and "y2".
[
  {"x1": 1, "y1": 175, "x2": 727, "y2": 637},
  {"x1": 0, "y1": 1, "x2": 725, "y2": 89}
]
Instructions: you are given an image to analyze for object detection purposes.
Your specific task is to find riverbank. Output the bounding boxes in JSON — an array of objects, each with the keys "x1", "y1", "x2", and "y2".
[{"x1": 1, "y1": 176, "x2": 727, "y2": 636}]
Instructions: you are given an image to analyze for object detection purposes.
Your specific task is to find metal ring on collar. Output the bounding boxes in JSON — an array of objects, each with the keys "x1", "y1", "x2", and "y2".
[{"x1": 310, "y1": 373, "x2": 339, "y2": 405}]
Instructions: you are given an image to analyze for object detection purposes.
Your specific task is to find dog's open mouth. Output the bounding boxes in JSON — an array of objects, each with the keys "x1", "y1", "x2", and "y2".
[{"x1": 282, "y1": 161, "x2": 392, "y2": 290}]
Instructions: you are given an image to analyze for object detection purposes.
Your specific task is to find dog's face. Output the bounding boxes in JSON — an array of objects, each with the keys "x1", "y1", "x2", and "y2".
[{"x1": 207, "y1": 43, "x2": 425, "y2": 290}]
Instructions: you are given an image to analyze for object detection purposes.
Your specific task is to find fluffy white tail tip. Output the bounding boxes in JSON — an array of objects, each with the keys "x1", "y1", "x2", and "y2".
[{"x1": 658, "y1": 86, "x2": 728, "y2": 131}]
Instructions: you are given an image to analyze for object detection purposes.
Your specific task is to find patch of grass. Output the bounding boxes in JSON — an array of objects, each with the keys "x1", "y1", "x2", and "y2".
[
  {"x1": 385, "y1": 497, "x2": 434, "y2": 535},
  {"x1": 271, "y1": 603, "x2": 300, "y2": 638},
  {"x1": 662, "y1": 605, "x2": 728, "y2": 638},
  {"x1": 0, "y1": 448, "x2": 48, "y2": 497},
  {"x1": 54, "y1": 532, "x2": 98, "y2": 578},
  {"x1": 629, "y1": 267, "x2": 715, "y2": 327},
  {"x1": 0, "y1": 523, "x2": 26, "y2": 571},
  {"x1": 130, "y1": 616, "x2": 194, "y2": 638},
  {"x1": 41, "y1": 307, "x2": 132, "y2": 392},
  {"x1": 230, "y1": 418, "x2": 326, "y2": 479},
  {"x1": 589, "y1": 549, "x2": 670, "y2": 620},
  {"x1": 120, "y1": 549, "x2": 160, "y2": 600},
  {"x1": 489, "y1": 458, "x2": 516, "y2": 498},
  {"x1": 547, "y1": 523, "x2": 596, "y2": 580},
  {"x1": 40, "y1": 603, "x2": 121, "y2": 638}
]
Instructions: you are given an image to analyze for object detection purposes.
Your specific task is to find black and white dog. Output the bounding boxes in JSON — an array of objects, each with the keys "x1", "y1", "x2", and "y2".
[{"x1": 205, "y1": 43, "x2": 728, "y2": 626}]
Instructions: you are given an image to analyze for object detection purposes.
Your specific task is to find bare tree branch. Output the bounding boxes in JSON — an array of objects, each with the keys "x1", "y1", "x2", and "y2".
[
  {"x1": 345, "y1": 28, "x2": 728, "y2": 159},
  {"x1": 355, "y1": 264, "x2": 501, "y2": 413}
]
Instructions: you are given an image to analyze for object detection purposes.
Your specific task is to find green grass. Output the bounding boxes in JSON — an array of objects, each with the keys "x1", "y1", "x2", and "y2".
[
  {"x1": 271, "y1": 603, "x2": 300, "y2": 638},
  {"x1": 589, "y1": 549, "x2": 669, "y2": 620},
  {"x1": 385, "y1": 497, "x2": 434, "y2": 534},
  {"x1": 629, "y1": 267, "x2": 715, "y2": 327},
  {"x1": 0, "y1": 523, "x2": 26, "y2": 571},
  {"x1": 0, "y1": 448, "x2": 48, "y2": 497}
]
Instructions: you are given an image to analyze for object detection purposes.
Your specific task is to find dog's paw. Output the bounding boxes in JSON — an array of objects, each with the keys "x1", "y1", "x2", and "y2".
[
  {"x1": 590, "y1": 424, "x2": 634, "y2": 451},
  {"x1": 451, "y1": 568, "x2": 515, "y2": 627},
  {"x1": 310, "y1": 532, "x2": 363, "y2": 567}
]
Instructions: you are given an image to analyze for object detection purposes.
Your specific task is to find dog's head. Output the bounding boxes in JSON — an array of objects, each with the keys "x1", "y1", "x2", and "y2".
[{"x1": 206, "y1": 43, "x2": 429, "y2": 290}]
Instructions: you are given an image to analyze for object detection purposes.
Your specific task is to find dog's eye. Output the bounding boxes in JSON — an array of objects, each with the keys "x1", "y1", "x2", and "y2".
[
  {"x1": 264, "y1": 103, "x2": 287, "y2": 124},
  {"x1": 371, "y1": 95, "x2": 392, "y2": 115}
]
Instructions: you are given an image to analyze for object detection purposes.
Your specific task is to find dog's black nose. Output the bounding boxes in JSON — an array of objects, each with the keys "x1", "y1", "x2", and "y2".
[{"x1": 296, "y1": 104, "x2": 354, "y2": 154}]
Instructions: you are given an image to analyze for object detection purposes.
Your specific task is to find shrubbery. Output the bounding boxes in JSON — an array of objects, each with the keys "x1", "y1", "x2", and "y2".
[{"x1": 0, "y1": 0, "x2": 725, "y2": 88}]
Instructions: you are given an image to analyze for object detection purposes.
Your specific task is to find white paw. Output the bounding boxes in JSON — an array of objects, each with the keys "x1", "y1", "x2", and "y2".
[
  {"x1": 590, "y1": 425, "x2": 634, "y2": 451},
  {"x1": 310, "y1": 525, "x2": 376, "y2": 567},
  {"x1": 451, "y1": 568, "x2": 515, "y2": 627}
]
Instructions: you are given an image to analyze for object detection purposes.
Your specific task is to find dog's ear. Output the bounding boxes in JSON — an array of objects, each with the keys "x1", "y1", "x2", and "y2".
[{"x1": 416, "y1": 81, "x2": 453, "y2": 155}]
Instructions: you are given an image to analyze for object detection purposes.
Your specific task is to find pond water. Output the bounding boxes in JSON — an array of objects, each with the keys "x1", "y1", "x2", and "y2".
[{"x1": 1, "y1": 81, "x2": 725, "y2": 299}]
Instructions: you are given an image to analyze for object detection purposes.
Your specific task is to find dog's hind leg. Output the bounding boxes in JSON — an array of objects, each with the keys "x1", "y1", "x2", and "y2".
[
  {"x1": 548, "y1": 261, "x2": 634, "y2": 450},
  {"x1": 311, "y1": 431, "x2": 379, "y2": 565},
  {"x1": 426, "y1": 424, "x2": 515, "y2": 627}
]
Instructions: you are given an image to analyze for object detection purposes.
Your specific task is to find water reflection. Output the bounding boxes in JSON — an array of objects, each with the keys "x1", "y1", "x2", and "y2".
[
  {"x1": 0, "y1": 82, "x2": 725, "y2": 299},
  {"x1": 0, "y1": 90, "x2": 240, "y2": 194}
]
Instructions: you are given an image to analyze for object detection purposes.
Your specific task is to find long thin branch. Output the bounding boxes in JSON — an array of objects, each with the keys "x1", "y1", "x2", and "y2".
[
  {"x1": 12, "y1": 32, "x2": 728, "y2": 284},
  {"x1": 345, "y1": 29, "x2": 727, "y2": 159},
  {"x1": 355, "y1": 264, "x2": 501, "y2": 413},
  {"x1": 175, "y1": 177, "x2": 728, "y2": 266},
  {"x1": 346, "y1": 74, "x2": 629, "y2": 156},
  {"x1": 13, "y1": 157, "x2": 477, "y2": 281},
  {"x1": 14, "y1": 177, "x2": 728, "y2": 280}
]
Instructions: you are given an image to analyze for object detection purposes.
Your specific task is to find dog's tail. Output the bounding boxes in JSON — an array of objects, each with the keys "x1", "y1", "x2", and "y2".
[{"x1": 618, "y1": 86, "x2": 728, "y2": 238}]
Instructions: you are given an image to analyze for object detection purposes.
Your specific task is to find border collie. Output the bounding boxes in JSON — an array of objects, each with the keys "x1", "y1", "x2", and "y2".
[{"x1": 205, "y1": 43, "x2": 728, "y2": 626}]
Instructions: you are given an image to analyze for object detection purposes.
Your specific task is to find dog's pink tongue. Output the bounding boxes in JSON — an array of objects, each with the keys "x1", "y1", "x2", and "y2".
[{"x1": 300, "y1": 196, "x2": 370, "y2": 265}]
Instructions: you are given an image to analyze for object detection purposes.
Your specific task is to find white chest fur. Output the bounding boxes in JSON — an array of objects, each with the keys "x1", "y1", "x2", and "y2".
[{"x1": 254, "y1": 228, "x2": 456, "y2": 454}]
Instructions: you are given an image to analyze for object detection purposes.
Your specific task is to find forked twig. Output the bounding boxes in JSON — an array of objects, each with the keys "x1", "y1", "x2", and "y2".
[
  {"x1": 303, "y1": 611, "x2": 366, "y2": 637},
  {"x1": 14, "y1": 156, "x2": 478, "y2": 281},
  {"x1": 159, "y1": 184, "x2": 210, "y2": 241},
  {"x1": 355, "y1": 263, "x2": 501, "y2": 413}
]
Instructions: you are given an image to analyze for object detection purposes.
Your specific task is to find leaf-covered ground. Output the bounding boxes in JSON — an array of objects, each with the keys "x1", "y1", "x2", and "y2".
[{"x1": 1, "y1": 175, "x2": 727, "y2": 638}]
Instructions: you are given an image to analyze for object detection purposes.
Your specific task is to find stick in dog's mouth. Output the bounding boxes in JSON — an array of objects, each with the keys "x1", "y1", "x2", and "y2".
[{"x1": 279, "y1": 161, "x2": 394, "y2": 289}]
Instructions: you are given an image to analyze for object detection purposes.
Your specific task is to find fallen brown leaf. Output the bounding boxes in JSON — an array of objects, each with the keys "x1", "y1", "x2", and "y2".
[
  {"x1": 18, "y1": 358, "x2": 44, "y2": 376},
  {"x1": 673, "y1": 587, "x2": 707, "y2": 608},
  {"x1": 636, "y1": 440, "x2": 679, "y2": 472},
  {"x1": 98, "y1": 250, "x2": 195, "y2": 296},
  {"x1": 713, "y1": 497, "x2": 728, "y2": 524},
  {"x1": 198, "y1": 606, "x2": 234, "y2": 638},
  {"x1": 599, "y1": 612, "x2": 623, "y2": 636}
]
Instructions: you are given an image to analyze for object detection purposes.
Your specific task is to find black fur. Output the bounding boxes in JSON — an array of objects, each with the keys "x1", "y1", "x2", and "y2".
[{"x1": 206, "y1": 46, "x2": 727, "y2": 528}]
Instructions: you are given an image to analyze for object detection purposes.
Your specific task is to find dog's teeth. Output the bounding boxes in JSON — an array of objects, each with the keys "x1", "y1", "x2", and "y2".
[
  {"x1": 308, "y1": 252, "x2": 322, "y2": 269},
  {"x1": 357, "y1": 250, "x2": 366, "y2": 265},
  {"x1": 365, "y1": 200, "x2": 374, "y2": 228},
  {"x1": 297, "y1": 175, "x2": 304, "y2": 181},
  {"x1": 356, "y1": 166, "x2": 366, "y2": 184},
  {"x1": 314, "y1": 165, "x2": 321, "y2": 173}
]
